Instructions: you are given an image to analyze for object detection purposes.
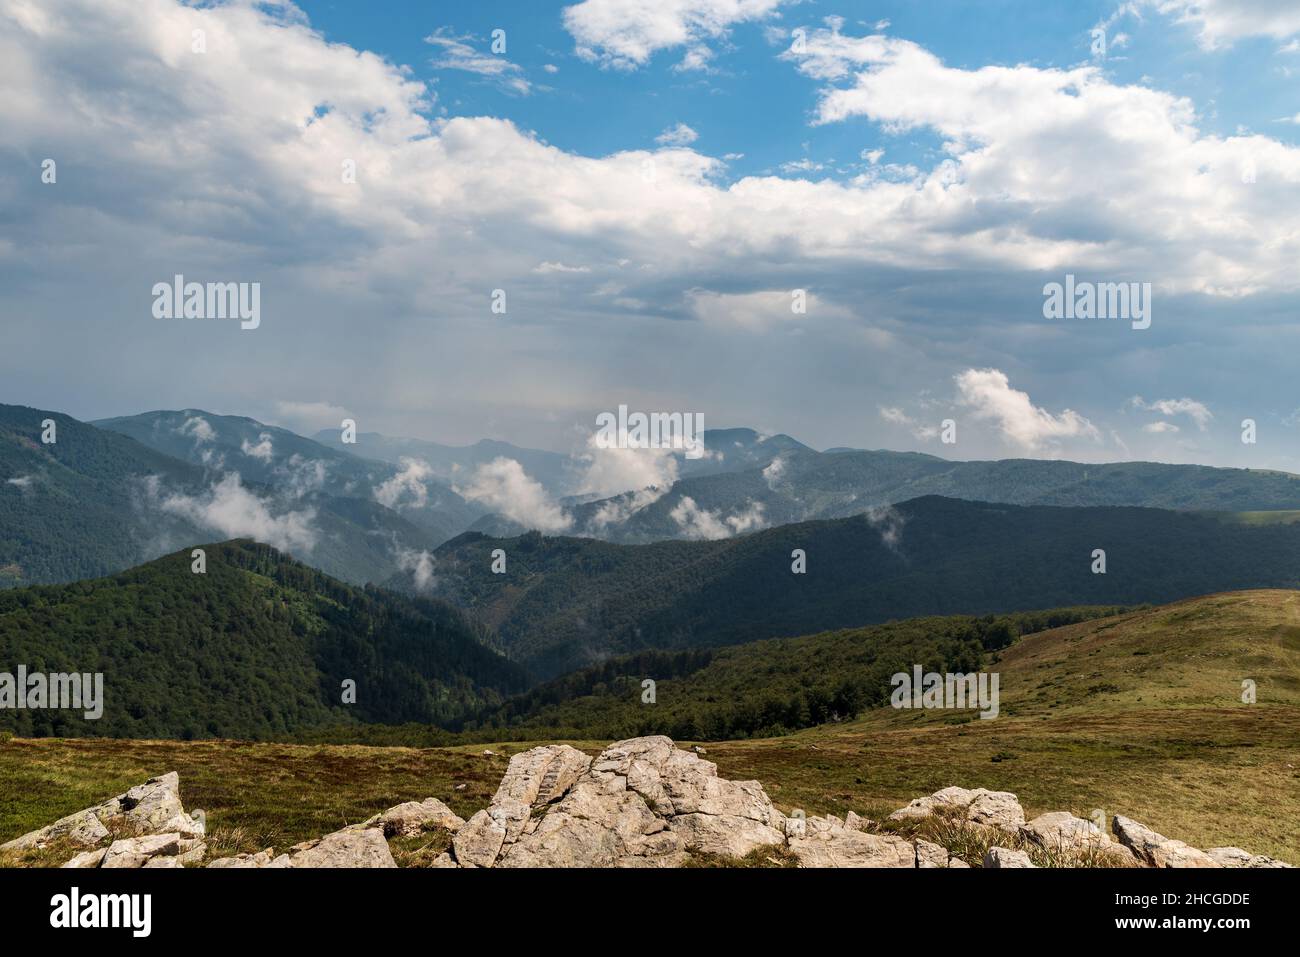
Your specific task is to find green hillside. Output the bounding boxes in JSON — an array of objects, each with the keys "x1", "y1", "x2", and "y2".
[
  {"x1": 0, "y1": 540, "x2": 526, "y2": 739},
  {"x1": 434, "y1": 496, "x2": 1300, "y2": 677},
  {"x1": 458, "y1": 606, "x2": 1129, "y2": 741},
  {"x1": 0, "y1": 404, "x2": 209, "y2": 586}
]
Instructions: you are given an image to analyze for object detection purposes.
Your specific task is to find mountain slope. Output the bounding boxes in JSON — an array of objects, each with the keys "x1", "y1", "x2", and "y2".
[
  {"x1": 95, "y1": 409, "x2": 486, "y2": 541},
  {"x1": 463, "y1": 605, "x2": 1128, "y2": 740},
  {"x1": 1, "y1": 403, "x2": 448, "y2": 589},
  {"x1": 0, "y1": 404, "x2": 211, "y2": 586},
  {"x1": 0, "y1": 540, "x2": 527, "y2": 739},
  {"x1": 312, "y1": 429, "x2": 578, "y2": 498},
  {"x1": 433, "y1": 496, "x2": 1300, "y2": 677},
  {"x1": 561, "y1": 448, "x2": 1300, "y2": 543}
]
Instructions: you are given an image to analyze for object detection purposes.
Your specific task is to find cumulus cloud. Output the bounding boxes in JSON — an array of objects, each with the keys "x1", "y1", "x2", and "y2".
[
  {"x1": 656, "y1": 122, "x2": 699, "y2": 146},
  {"x1": 576, "y1": 431, "x2": 680, "y2": 498},
  {"x1": 150, "y1": 472, "x2": 318, "y2": 553},
  {"x1": 563, "y1": 0, "x2": 789, "y2": 69},
  {"x1": 955, "y1": 369, "x2": 1100, "y2": 453},
  {"x1": 456, "y1": 457, "x2": 573, "y2": 532},
  {"x1": 374, "y1": 458, "x2": 435, "y2": 510},
  {"x1": 1153, "y1": 0, "x2": 1300, "y2": 49},
  {"x1": 5, "y1": 475, "x2": 34, "y2": 488}
]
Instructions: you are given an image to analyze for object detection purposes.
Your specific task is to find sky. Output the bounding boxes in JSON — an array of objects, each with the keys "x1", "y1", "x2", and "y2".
[{"x1": 2, "y1": 0, "x2": 1300, "y2": 469}]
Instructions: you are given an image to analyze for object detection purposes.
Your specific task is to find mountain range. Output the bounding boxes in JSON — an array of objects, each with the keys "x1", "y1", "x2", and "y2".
[{"x1": 432, "y1": 496, "x2": 1300, "y2": 677}]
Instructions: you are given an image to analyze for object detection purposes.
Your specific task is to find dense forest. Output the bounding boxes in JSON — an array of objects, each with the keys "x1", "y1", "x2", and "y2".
[
  {"x1": 292, "y1": 605, "x2": 1129, "y2": 746},
  {"x1": 0, "y1": 540, "x2": 526, "y2": 739},
  {"x1": 433, "y1": 496, "x2": 1300, "y2": 678}
]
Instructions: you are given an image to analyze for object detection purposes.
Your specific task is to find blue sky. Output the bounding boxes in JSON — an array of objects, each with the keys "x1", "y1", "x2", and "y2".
[{"x1": 3, "y1": 0, "x2": 1300, "y2": 472}]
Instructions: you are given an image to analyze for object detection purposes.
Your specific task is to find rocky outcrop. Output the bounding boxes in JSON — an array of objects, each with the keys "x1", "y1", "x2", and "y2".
[
  {"x1": 1205, "y1": 846, "x2": 1292, "y2": 868},
  {"x1": 1112, "y1": 814, "x2": 1221, "y2": 868},
  {"x1": 0, "y1": 772, "x2": 207, "y2": 869},
  {"x1": 887, "y1": 786, "x2": 1025, "y2": 833},
  {"x1": 983, "y1": 847, "x2": 1036, "y2": 868},
  {"x1": 1, "y1": 772, "x2": 204, "y2": 857},
  {"x1": 368, "y1": 798, "x2": 465, "y2": 838},
  {"x1": 6, "y1": 742, "x2": 1291, "y2": 870}
]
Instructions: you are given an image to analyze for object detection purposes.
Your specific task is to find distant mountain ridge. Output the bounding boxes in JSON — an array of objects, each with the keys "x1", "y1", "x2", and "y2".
[
  {"x1": 432, "y1": 495, "x2": 1300, "y2": 677},
  {"x1": 556, "y1": 447, "x2": 1300, "y2": 543}
]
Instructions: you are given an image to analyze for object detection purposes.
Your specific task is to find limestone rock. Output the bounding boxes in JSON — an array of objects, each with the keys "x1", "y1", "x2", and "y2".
[
  {"x1": 374, "y1": 798, "x2": 465, "y2": 838},
  {"x1": 1206, "y1": 846, "x2": 1292, "y2": 868},
  {"x1": 983, "y1": 846, "x2": 1036, "y2": 868},
  {"x1": 915, "y1": 838, "x2": 950, "y2": 868},
  {"x1": 101, "y1": 833, "x2": 181, "y2": 868},
  {"x1": 888, "y1": 786, "x2": 1024, "y2": 832},
  {"x1": 279, "y1": 828, "x2": 396, "y2": 868},
  {"x1": 453, "y1": 810, "x2": 507, "y2": 868},
  {"x1": 1112, "y1": 815, "x2": 1219, "y2": 868},
  {"x1": 0, "y1": 770, "x2": 201, "y2": 853},
  {"x1": 61, "y1": 848, "x2": 107, "y2": 869},
  {"x1": 789, "y1": 829, "x2": 915, "y2": 868},
  {"x1": 207, "y1": 849, "x2": 276, "y2": 869}
]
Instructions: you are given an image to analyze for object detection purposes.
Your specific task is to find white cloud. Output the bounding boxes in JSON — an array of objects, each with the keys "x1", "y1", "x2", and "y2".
[
  {"x1": 240, "y1": 432, "x2": 274, "y2": 461},
  {"x1": 955, "y1": 368, "x2": 1100, "y2": 453},
  {"x1": 274, "y1": 400, "x2": 351, "y2": 433},
  {"x1": 5, "y1": 475, "x2": 34, "y2": 488},
  {"x1": 456, "y1": 457, "x2": 573, "y2": 532},
  {"x1": 1130, "y1": 396, "x2": 1213, "y2": 430},
  {"x1": 374, "y1": 458, "x2": 435, "y2": 509},
  {"x1": 670, "y1": 495, "x2": 766, "y2": 538},
  {"x1": 761, "y1": 454, "x2": 785, "y2": 488},
  {"x1": 533, "y1": 261, "x2": 591, "y2": 274},
  {"x1": 395, "y1": 545, "x2": 436, "y2": 593},
  {"x1": 563, "y1": 0, "x2": 789, "y2": 69},
  {"x1": 1143, "y1": 420, "x2": 1180, "y2": 433},
  {"x1": 179, "y1": 415, "x2": 215, "y2": 444},
  {"x1": 1153, "y1": 0, "x2": 1300, "y2": 49},
  {"x1": 656, "y1": 122, "x2": 699, "y2": 146},
  {"x1": 577, "y1": 431, "x2": 680, "y2": 498},
  {"x1": 425, "y1": 28, "x2": 531, "y2": 94},
  {"x1": 151, "y1": 472, "x2": 318, "y2": 553},
  {"x1": 587, "y1": 484, "x2": 670, "y2": 530},
  {"x1": 878, "y1": 405, "x2": 940, "y2": 441}
]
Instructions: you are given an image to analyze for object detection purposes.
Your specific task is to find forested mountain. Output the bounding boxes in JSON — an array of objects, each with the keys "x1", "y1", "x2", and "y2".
[
  {"x1": 458, "y1": 606, "x2": 1126, "y2": 741},
  {"x1": 555, "y1": 447, "x2": 1300, "y2": 543},
  {"x1": 96, "y1": 409, "x2": 486, "y2": 541},
  {"x1": 0, "y1": 540, "x2": 527, "y2": 739},
  {"x1": 433, "y1": 495, "x2": 1300, "y2": 677},
  {"x1": 0, "y1": 404, "x2": 210, "y2": 586},
  {"x1": 312, "y1": 428, "x2": 579, "y2": 498},
  {"x1": 1, "y1": 403, "x2": 445, "y2": 589}
]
